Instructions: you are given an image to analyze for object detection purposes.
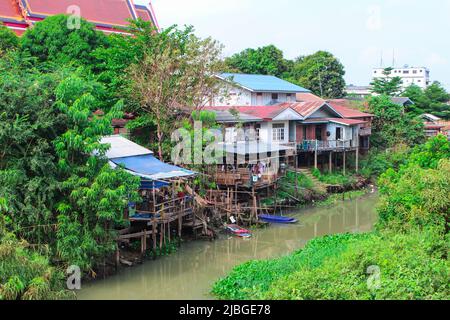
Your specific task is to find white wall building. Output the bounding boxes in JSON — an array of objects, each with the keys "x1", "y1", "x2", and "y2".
[
  {"x1": 372, "y1": 66, "x2": 430, "y2": 90},
  {"x1": 212, "y1": 73, "x2": 310, "y2": 107}
]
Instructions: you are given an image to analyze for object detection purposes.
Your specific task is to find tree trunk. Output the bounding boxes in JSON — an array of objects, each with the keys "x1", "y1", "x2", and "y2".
[{"x1": 156, "y1": 122, "x2": 163, "y2": 160}]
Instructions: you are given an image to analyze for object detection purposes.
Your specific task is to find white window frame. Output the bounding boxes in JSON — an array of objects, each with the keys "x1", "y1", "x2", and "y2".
[{"x1": 272, "y1": 123, "x2": 285, "y2": 142}]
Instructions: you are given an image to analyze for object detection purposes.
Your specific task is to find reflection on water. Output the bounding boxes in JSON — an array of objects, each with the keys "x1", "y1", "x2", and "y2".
[{"x1": 78, "y1": 193, "x2": 379, "y2": 300}]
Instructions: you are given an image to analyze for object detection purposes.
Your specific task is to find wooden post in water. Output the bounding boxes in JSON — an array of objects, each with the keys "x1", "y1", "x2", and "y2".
[
  {"x1": 252, "y1": 186, "x2": 258, "y2": 223},
  {"x1": 152, "y1": 218, "x2": 157, "y2": 255}
]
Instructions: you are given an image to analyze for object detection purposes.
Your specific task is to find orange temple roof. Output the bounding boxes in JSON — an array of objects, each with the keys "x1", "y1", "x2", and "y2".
[{"x1": 1, "y1": 0, "x2": 158, "y2": 34}]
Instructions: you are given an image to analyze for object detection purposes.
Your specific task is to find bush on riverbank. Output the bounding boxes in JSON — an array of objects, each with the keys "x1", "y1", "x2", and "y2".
[
  {"x1": 0, "y1": 213, "x2": 72, "y2": 300},
  {"x1": 264, "y1": 228, "x2": 449, "y2": 300},
  {"x1": 312, "y1": 169, "x2": 357, "y2": 186},
  {"x1": 212, "y1": 233, "x2": 370, "y2": 300}
]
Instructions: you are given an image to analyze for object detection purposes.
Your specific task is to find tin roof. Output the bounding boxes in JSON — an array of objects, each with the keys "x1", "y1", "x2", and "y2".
[{"x1": 218, "y1": 73, "x2": 310, "y2": 93}]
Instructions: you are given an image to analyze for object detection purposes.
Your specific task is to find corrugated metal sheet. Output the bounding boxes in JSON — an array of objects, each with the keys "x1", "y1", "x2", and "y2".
[
  {"x1": 101, "y1": 135, "x2": 153, "y2": 159},
  {"x1": 218, "y1": 73, "x2": 310, "y2": 93}
]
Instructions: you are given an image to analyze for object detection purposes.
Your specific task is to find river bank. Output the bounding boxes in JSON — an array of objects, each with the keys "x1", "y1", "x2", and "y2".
[{"x1": 77, "y1": 192, "x2": 379, "y2": 300}]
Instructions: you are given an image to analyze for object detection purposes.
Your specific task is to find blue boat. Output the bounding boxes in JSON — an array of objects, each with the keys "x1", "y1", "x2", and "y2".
[{"x1": 259, "y1": 214, "x2": 298, "y2": 224}]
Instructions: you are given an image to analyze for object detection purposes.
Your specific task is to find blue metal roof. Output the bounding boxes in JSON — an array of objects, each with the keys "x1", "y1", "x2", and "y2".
[
  {"x1": 111, "y1": 154, "x2": 196, "y2": 180},
  {"x1": 218, "y1": 73, "x2": 310, "y2": 93}
]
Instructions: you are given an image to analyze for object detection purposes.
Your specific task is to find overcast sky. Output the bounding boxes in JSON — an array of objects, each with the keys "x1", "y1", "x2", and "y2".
[{"x1": 135, "y1": 0, "x2": 450, "y2": 89}]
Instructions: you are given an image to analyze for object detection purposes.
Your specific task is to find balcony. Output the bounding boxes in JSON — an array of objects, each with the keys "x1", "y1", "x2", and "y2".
[
  {"x1": 359, "y1": 127, "x2": 372, "y2": 136},
  {"x1": 298, "y1": 140, "x2": 358, "y2": 152}
]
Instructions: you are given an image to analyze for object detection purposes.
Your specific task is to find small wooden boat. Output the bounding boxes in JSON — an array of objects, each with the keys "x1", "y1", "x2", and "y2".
[
  {"x1": 259, "y1": 214, "x2": 298, "y2": 224},
  {"x1": 226, "y1": 224, "x2": 252, "y2": 238}
]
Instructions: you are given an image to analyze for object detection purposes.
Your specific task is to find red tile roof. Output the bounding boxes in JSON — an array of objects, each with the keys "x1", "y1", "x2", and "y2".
[
  {"x1": 303, "y1": 118, "x2": 368, "y2": 126},
  {"x1": 296, "y1": 92, "x2": 324, "y2": 102},
  {"x1": 328, "y1": 103, "x2": 373, "y2": 118},
  {"x1": 326, "y1": 99, "x2": 373, "y2": 118},
  {"x1": 0, "y1": 0, "x2": 23, "y2": 22},
  {"x1": 206, "y1": 105, "x2": 291, "y2": 121},
  {"x1": 279, "y1": 101, "x2": 342, "y2": 118},
  {"x1": 1, "y1": 0, "x2": 158, "y2": 34}
]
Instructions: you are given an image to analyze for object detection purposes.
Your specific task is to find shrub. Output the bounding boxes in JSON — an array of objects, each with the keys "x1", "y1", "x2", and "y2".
[
  {"x1": 212, "y1": 233, "x2": 368, "y2": 300},
  {"x1": 264, "y1": 229, "x2": 449, "y2": 300}
]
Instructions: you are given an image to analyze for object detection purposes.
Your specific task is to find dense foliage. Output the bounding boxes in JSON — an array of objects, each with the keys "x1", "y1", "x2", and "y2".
[
  {"x1": 370, "y1": 67, "x2": 403, "y2": 96},
  {"x1": 225, "y1": 47, "x2": 346, "y2": 98},
  {"x1": 403, "y1": 82, "x2": 450, "y2": 119},
  {"x1": 213, "y1": 136, "x2": 450, "y2": 300},
  {"x1": 225, "y1": 45, "x2": 291, "y2": 78},
  {"x1": 20, "y1": 15, "x2": 108, "y2": 66},
  {"x1": 287, "y1": 51, "x2": 346, "y2": 98},
  {"x1": 0, "y1": 205, "x2": 72, "y2": 300},
  {"x1": 0, "y1": 18, "x2": 141, "y2": 277},
  {"x1": 0, "y1": 25, "x2": 19, "y2": 54},
  {"x1": 368, "y1": 95, "x2": 425, "y2": 149}
]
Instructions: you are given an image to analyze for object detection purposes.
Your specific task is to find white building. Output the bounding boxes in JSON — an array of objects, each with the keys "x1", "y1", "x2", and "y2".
[
  {"x1": 372, "y1": 66, "x2": 430, "y2": 90},
  {"x1": 212, "y1": 73, "x2": 310, "y2": 106}
]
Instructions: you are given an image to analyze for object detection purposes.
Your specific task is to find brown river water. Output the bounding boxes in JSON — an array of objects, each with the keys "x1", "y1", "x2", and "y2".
[{"x1": 78, "y1": 193, "x2": 379, "y2": 300}]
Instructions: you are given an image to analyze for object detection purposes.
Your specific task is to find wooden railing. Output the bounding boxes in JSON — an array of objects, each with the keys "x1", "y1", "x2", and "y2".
[
  {"x1": 214, "y1": 170, "x2": 279, "y2": 186},
  {"x1": 298, "y1": 140, "x2": 358, "y2": 152},
  {"x1": 130, "y1": 196, "x2": 195, "y2": 222},
  {"x1": 359, "y1": 127, "x2": 372, "y2": 136}
]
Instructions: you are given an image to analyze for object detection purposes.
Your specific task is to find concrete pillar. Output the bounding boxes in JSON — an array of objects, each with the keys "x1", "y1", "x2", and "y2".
[
  {"x1": 329, "y1": 152, "x2": 332, "y2": 173},
  {"x1": 314, "y1": 151, "x2": 318, "y2": 170},
  {"x1": 355, "y1": 148, "x2": 359, "y2": 173},
  {"x1": 343, "y1": 151, "x2": 346, "y2": 176}
]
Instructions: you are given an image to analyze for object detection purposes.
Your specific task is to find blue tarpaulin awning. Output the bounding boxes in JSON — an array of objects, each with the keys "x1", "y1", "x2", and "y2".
[{"x1": 111, "y1": 154, "x2": 195, "y2": 181}]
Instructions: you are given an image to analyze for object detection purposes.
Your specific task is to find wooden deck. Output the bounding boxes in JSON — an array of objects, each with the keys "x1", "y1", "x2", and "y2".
[{"x1": 298, "y1": 140, "x2": 359, "y2": 153}]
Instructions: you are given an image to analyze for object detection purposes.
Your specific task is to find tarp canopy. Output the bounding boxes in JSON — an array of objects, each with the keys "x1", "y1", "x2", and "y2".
[{"x1": 111, "y1": 154, "x2": 196, "y2": 181}]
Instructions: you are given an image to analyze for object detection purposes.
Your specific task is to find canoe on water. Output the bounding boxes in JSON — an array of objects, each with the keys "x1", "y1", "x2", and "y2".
[
  {"x1": 259, "y1": 214, "x2": 298, "y2": 224},
  {"x1": 226, "y1": 224, "x2": 252, "y2": 238}
]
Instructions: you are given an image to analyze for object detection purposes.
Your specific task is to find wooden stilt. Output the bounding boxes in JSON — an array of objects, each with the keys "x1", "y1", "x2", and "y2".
[
  {"x1": 329, "y1": 152, "x2": 333, "y2": 173},
  {"x1": 355, "y1": 148, "x2": 359, "y2": 173},
  {"x1": 343, "y1": 150, "x2": 346, "y2": 176},
  {"x1": 314, "y1": 150, "x2": 318, "y2": 170}
]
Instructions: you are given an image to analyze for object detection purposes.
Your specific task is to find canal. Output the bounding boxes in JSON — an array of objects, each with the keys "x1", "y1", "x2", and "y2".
[{"x1": 78, "y1": 193, "x2": 379, "y2": 300}]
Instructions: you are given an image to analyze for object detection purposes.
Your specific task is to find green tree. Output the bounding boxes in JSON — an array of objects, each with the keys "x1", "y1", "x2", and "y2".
[
  {"x1": 403, "y1": 82, "x2": 450, "y2": 118},
  {"x1": 127, "y1": 21, "x2": 225, "y2": 160},
  {"x1": 53, "y1": 75, "x2": 140, "y2": 270},
  {"x1": 225, "y1": 45, "x2": 290, "y2": 78},
  {"x1": 0, "y1": 25, "x2": 19, "y2": 55},
  {"x1": 370, "y1": 67, "x2": 403, "y2": 96},
  {"x1": 368, "y1": 95, "x2": 425, "y2": 149},
  {"x1": 287, "y1": 51, "x2": 346, "y2": 98},
  {"x1": 20, "y1": 15, "x2": 108, "y2": 66}
]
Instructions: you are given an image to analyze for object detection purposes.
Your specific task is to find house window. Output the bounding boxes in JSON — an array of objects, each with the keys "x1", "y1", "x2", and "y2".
[
  {"x1": 403, "y1": 70, "x2": 409, "y2": 74},
  {"x1": 336, "y1": 127, "x2": 342, "y2": 140},
  {"x1": 272, "y1": 124, "x2": 285, "y2": 142},
  {"x1": 255, "y1": 124, "x2": 261, "y2": 140},
  {"x1": 303, "y1": 126, "x2": 307, "y2": 140},
  {"x1": 315, "y1": 126, "x2": 323, "y2": 141},
  {"x1": 272, "y1": 93, "x2": 279, "y2": 101},
  {"x1": 287, "y1": 93, "x2": 292, "y2": 102}
]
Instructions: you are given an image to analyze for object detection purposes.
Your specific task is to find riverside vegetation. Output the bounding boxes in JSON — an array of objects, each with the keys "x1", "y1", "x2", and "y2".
[{"x1": 212, "y1": 135, "x2": 450, "y2": 300}]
